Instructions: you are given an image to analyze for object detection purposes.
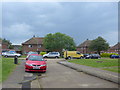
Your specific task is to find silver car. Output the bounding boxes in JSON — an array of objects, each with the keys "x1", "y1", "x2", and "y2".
[
  {"x1": 43, "y1": 52, "x2": 60, "y2": 58},
  {"x1": 3, "y1": 52, "x2": 21, "y2": 57}
]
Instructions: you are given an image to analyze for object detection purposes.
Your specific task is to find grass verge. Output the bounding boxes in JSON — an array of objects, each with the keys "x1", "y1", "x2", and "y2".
[
  {"x1": 20, "y1": 55, "x2": 27, "y2": 58},
  {"x1": 0, "y1": 58, "x2": 2, "y2": 83},
  {"x1": 1, "y1": 57, "x2": 21, "y2": 82},
  {"x1": 68, "y1": 59, "x2": 120, "y2": 73}
]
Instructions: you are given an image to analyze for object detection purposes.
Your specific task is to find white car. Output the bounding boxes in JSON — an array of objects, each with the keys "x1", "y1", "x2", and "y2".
[
  {"x1": 2, "y1": 52, "x2": 7, "y2": 56},
  {"x1": 43, "y1": 52, "x2": 60, "y2": 58},
  {"x1": 3, "y1": 52, "x2": 21, "y2": 57}
]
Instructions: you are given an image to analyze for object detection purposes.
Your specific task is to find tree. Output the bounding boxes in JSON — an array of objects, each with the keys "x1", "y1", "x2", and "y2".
[
  {"x1": 9, "y1": 45, "x2": 14, "y2": 49},
  {"x1": 1, "y1": 38, "x2": 13, "y2": 49},
  {"x1": 43, "y1": 32, "x2": 76, "y2": 52},
  {"x1": 2, "y1": 38, "x2": 11, "y2": 44},
  {"x1": 89, "y1": 36, "x2": 109, "y2": 54}
]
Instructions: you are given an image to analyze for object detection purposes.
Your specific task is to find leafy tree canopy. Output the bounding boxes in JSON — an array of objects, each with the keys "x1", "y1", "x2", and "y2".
[
  {"x1": 1, "y1": 38, "x2": 11, "y2": 44},
  {"x1": 89, "y1": 36, "x2": 109, "y2": 54},
  {"x1": 0, "y1": 38, "x2": 13, "y2": 49},
  {"x1": 43, "y1": 32, "x2": 76, "y2": 52}
]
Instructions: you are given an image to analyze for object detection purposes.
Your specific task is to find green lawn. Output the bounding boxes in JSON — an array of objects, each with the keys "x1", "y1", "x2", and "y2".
[
  {"x1": 1, "y1": 57, "x2": 21, "y2": 82},
  {"x1": 68, "y1": 59, "x2": 120, "y2": 73},
  {"x1": 0, "y1": 58, "x2": 2, "y2": 83},
  {"x1": 20, "y1": 55, "x2": 27, "y2": 58}
]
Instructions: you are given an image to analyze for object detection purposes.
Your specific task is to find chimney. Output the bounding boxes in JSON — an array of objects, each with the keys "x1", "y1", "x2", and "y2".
[{"x1": 33, "y1": 35, "x2": 35, "y2": 37}]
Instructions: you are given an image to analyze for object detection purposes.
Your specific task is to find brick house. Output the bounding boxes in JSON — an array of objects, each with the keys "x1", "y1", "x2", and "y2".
[
  {"x1": 77, "y1": 39, "x2": 92, "y2": 54},
  {"x1": 0, "y1": 38, "x2": 14, "y2": 52},
  {"x1": 2, "y1": 42, "x2": 9, "y2": 50},
  {"x1": 22, "y1": 37, "x2": 47, "y2": 54},
  {"x1": 106, "y1": 42, "x2": 120, "y2": 54},
  {"x1": 1, "y1": 40, "x2": 10, "y2": 52}
]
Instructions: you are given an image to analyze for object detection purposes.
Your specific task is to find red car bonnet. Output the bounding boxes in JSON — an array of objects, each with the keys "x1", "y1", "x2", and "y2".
[{"x1": 26, "y1": 60, "x2": 46, "y2": 65}]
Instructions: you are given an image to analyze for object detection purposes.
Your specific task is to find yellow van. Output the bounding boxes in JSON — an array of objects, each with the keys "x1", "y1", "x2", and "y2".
[{"x1": 64, "y1": 51, "x2": 84, "y2": 59}]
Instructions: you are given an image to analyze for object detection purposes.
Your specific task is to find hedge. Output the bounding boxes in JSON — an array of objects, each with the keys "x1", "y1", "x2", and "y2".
[
  {"x1": 100, "y1": 53, "x2": 118, "y2": 57},
  {"x1": 40, "y1": 52, "x2": 47, "y2": 55}
]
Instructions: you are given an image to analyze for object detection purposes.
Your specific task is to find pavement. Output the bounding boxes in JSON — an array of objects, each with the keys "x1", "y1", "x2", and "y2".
[
  {"x1": 1, "y1": 58, "x2": 119, "y2": 89},
  {"x1": 2, "y1": 60, "x2": 25, "y2": 88},
  {"x1": 58, "y1": 60, "x2": 120, "y2": 84}
]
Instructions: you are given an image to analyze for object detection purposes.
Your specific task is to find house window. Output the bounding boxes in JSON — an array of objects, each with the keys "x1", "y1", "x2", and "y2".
[
  {"x1": 38, "y1": 45, "x2": 42, "y2": 48},
  {"x1": 28, "y1": 45, "x2": 33, "y2": 48}
]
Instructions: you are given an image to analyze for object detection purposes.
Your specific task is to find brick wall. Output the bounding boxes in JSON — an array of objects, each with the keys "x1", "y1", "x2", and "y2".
[
  {"x1": 77, "y1": 47, "x2": 91, "y2": 54},
  {"x1": 22, "y1": 44, "x2": 47, "y2": 54},
  {"x1": 2, "y1": 44, "x2": 8, "y2": 49}
]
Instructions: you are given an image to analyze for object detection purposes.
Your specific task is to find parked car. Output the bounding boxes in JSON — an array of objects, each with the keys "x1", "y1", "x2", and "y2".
[
  {"x1": 84, "y1": 54, "x2": 100, "y2": 59},
  {"x1": 83, "y1": 54, "x2": 91, "y2": 59},
  {"x1": 25, "y1": 54, "x2": 47, "y2": 72},
  {"x1": 2, "y1": 51, "x2": 8, "y2": 56},
  {"x1": 64, "y1": 51, "x2": 84, "y2": 59},
  {"x1": 110, "y1": 55, "x2": 120, "y2": 58},
  {"x1": 2, "y1": 50, "x2": 16, "y2": 56},
  {"x1": 3, "y1": 52, "x2": 21, "y2": 57},
  {"x1": 90, "y1": 54, "x2": 101, "y2": 59},
  {"x1": 43, "y1": 52, "x2": 60, "y2": 58}
]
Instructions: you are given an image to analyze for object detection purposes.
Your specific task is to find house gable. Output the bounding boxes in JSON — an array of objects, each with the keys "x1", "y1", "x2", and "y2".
[
  {"x1": 77, "y1": 39, "x2": 92, "y2": 48},
  {"x1": 22, "y1": 37, "x2": 47, "y2": 54},
  {"x1": 77, "y1": 39, "x2": 92, "y2": 54}
]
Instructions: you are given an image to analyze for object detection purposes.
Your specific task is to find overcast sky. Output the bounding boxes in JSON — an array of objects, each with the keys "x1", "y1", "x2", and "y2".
[{"x1": 2, "y1": 2, "x2": 118, "y2": 46}]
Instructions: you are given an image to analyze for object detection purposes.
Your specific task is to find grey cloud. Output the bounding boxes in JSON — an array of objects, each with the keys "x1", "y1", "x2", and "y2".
[
  {"x1": 3, "y1": 23, "x2": 34, "y2": 44},
  {"x1": 2, "y1": 2, "x2": 118, "y2": 46}
]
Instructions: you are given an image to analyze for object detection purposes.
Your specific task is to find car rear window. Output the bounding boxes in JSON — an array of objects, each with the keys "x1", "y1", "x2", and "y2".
[
  {"x1": 28, "y1": 52, "x2": 38, "y2": 55},
  {"x1": 28, "y1": 55, "x2": 44, "y2": 61}
]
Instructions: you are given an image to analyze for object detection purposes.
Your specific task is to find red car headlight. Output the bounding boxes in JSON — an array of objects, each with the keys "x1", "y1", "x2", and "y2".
[
  {"x1": 26, "y1": 63, "x2": 33, "y2": 66},
  {"x1": 41, "y1": 64, "x2": 46, "y2": 66}
]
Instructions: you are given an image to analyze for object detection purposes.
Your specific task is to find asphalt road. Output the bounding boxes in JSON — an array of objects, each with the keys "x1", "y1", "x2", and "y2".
[{"x1": 32, "y1": 59, "x2": 118, "y2": 88}]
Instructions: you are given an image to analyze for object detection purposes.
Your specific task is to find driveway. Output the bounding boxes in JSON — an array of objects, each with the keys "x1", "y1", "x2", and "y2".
[{"x1": 31, "y1": 59, "x2": 118, "y2": 88}]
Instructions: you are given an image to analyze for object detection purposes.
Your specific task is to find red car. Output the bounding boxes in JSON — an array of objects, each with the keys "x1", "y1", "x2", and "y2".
[{"x1": 25, "y1": 54, "x2": 47, "y2": 72}]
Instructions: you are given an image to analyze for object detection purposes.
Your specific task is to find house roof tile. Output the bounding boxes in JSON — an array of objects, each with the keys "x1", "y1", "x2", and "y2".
[
  {"x1": 109, "y1": 42, "x2": 120, "y2": 50},
  {"x1": 22, "y1": 37, "x2": 44, "y2": 44},
  {"x1": 77, "y1": 39, "x2": 92, "y2": 48}
]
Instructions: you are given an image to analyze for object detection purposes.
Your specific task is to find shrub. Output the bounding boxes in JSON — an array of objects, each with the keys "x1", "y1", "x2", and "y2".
[
  {"x1": 100, "y1": 53, "x2": 118, "y2": 57},
  {"x1": 40, "y1": 52, "x2": 47, "y2": 56}
]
